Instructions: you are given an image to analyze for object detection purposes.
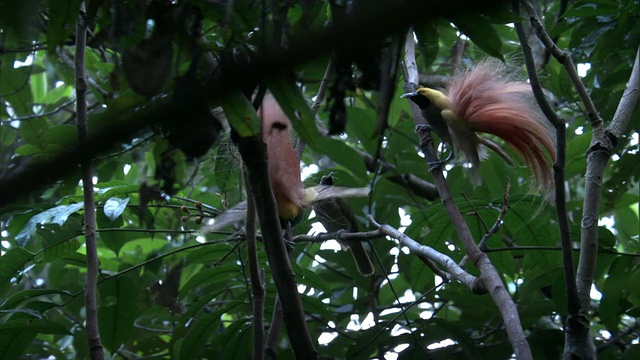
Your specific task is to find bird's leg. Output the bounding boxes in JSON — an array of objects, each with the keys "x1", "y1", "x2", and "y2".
[
  {"x1": 283, "y1": 220, "x2": 295, "y2": 249},
  {"x1": 333, "y1": 229, "x2": 347, "y2": 242},
  {"x1": 415, "y1": 124, "x2": 453, "y2": 171}
]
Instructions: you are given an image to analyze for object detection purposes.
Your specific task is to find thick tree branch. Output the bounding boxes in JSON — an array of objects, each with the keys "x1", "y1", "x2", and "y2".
[
  {"x1": 75, "y1": 3, "x2": 104, "y2": 359},
  {"x1": 234, "y1": 134, "x2": 317, "y2": 359}
]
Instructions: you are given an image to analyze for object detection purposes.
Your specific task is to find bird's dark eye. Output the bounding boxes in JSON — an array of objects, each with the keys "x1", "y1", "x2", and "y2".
[{"x1": 271, "y1": 122, "x2": 288, "y2": 130}]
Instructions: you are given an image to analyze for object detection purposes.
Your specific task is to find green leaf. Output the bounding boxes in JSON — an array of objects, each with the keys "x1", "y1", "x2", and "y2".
[
  {"x1": 409, "y1": 256, "x2": 436, "y2": 291},
  {"x1": 213, "y1": 141, "x2": 243, "y2": 205},
  {"x1": 0, "y1": 247, "x2": 34, "y2": 297},
  {"x1": 414, "y1": 20, "x2": 439, "y2": 69},
  {"x1": 0, "y1": 317, "x2": 71, "y2": 334},
  {"x1": 179, "y1": 264, "x2": 241, "y2": 296},
  {"x1": 41, "y1": 83, "x2": 73, "y2": 104},
  {"x1": 220, "y1": 90, "x2": 261, "y2": 137},
  {"x1": 0, "y1": 289, "x2": 71, "y2": 310},
  {"x1": 0, "y1": 331, "x2": 33, "y2": 360},
  {"x1": 29, "y1": 71, "x2": 47, "y2": 103},
  {"x1": 98, "y1": 275, "x2": 139, "y2": 353},
  {"x1": 46, "y1": 0, "x2": 83, "y2": 50},
  {"x1": 267, "y1": 76, "x2": 319, "y2": 149},
  {"x1": 15, "y1": 202, "x2": 84, "y2": 245},
  {"x1": 179, "y1": 302, "x2": 244, "y2": 360},
  {"x1": 450, "y1": 14, "x2": 503, "y2": 59},
  {"x1": 0, "y1": 63, "x2": 33, "y2": 116},
  {"x1": 103, "y1": 197, "x2": 130, "y2": 222},
  {"x1": 44, "y1": 125, "x2": 78, "y2": 147},
  {"x1": 0, "y1": 318, "x2": 70, "y2": 360},
  {"x1": 35, "y1": 220, "x2": 82, "y2": 263},
  {"x1": 315, "y1": 136, "x2": 369, "y2": 182}
]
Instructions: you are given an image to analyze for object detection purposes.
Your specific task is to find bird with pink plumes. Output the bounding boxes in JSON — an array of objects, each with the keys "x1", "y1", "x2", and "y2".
[{"x1": 402, "y1": 59, "x2": 556, "y2": 189}]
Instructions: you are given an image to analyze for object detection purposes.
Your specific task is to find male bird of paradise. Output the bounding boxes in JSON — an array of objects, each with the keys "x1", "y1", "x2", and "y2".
[{"x1": 402, "y1": 60, "x2": 556, "y2": 188}]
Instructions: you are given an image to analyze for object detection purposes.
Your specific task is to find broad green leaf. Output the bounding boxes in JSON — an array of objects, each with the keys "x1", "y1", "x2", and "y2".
[
  {"x1": 267, "y1": 76, "x2": 319, "y2": 148},
  {"x1": 213, "y1": 141, "x2": 243, "y2": 205},
  {"x1": 0, "y1": 289, "x2": 71, "y2": 310},
  {"x1": 0, "y1": 317, "x2": 70, "y2": 334},
  {"x1": 35, "y1": 220, "x2": 82, "y2": 263},
  {"x1": 179, "y1": 302, "x2": 244, "y2": 360},
  {"x1": 41, "y1": 83, "x2": 73, "y2": 104},
  {"x1": 29, "y1": 71, "x2": 47, "y2": 103},
  {"x1": 0, "y1": 64, "x2": 33, "y2": 116},
  {"x1": 15, "y1": 202, "x2": 84, "y2": 245},
  {"x1": 0, "y1": 247, "x2": 34, "y2": 297},
  {"x1": 316, "y1": 136, "x2": 368, "y2": 182},
  {"x1": 98, "y1": 275, "x2": 139, "y2": 353},
  {"x1": 103, "y1": 197, "x2": 130, "y2": 222},
  {"x1": 414, "y1": 20, "x2": 439, "y2": 69},
  {"x1": 409, "y1": 256, "x2": 436, "y2": 291},
  {"x1": 0, "y1": 318, "x2": 70, "y2": 360},
  {"x1": 220, "y1": 90, "x2": 261, "y2": 137},
  {"x1": 46, "y1": 0, "x2": 83, "y2": 50},
  {"x1": 450, "y1": 14, "x2": 503, "y2": 60},
  {"x1": 179, "y1": 264, "x2": 241, "y2": 296},
  {"x1": 43, "y1": 125, "x2": 78, "y2": 147},
  {"x1": 14, "y1": 143, "x2": 66, "y2": 157}
]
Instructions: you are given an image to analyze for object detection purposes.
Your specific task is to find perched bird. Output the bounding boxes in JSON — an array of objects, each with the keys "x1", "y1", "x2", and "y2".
[
  {"x1": 260, "y1": 94, "x2": 306, "y2": 224},
  {"x1": 200, "y1": 96, "x2": 370, "y2": 233},
  {"x1": 402, "y1": 60, "x2": 556, "y2": 188},
  {"x1": 312, "y1": 174, "x2": 374, "y2": 276}
]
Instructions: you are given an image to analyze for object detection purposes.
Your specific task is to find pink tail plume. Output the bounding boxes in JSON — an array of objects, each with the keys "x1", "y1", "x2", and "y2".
[{"x1": 446, "y1": 60, "x2": 556, "y2": 188}]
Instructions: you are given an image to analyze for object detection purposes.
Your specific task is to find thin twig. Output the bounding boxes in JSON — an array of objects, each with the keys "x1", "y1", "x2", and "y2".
[
  {"x1": 477, "y1": 179, "x2": 511, "y2": 250},
  {"x1": 0, "y1": 99, "x2": 76, "y2": 123}
]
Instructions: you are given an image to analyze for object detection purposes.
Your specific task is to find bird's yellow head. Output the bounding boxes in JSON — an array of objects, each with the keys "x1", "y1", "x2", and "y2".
[
  {"x1": 416, "y1": 88, "x2": 449, "y2": 110},
  {"x1": 401, "y1": 87, "x2": 450, "y2": 110}
]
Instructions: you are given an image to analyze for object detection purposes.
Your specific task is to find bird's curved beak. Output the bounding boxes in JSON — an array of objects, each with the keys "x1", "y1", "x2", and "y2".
[{"x1": 400, "y1": 91, "x2": 419, "y2": 98}]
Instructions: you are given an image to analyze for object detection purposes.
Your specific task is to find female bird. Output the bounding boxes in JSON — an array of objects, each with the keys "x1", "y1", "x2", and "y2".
[
  {"x1": 260, "y1": 94, "x2": 306, "y2": 224},
  {"x1": 402, "y1": 60, "x2": 556, "y2": 188}
]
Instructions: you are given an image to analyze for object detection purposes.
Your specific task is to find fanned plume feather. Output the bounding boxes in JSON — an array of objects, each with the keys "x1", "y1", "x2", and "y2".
[{"x1": 445, "y1": 60, "x2": 556, "y2": 188}]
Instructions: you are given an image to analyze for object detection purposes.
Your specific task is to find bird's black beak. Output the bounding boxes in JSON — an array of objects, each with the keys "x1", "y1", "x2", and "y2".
[{"x1": 400, "y1": 91, "x2": 419, "y2": 98}]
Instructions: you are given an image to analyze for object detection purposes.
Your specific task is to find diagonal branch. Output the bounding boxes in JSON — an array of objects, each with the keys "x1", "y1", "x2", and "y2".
[
  {"x1": 369, "y1": 217, "x2": 481, "y2": 292},
  {"x1": 234, "y1": 133, "x2": 317, "y2": 359}
]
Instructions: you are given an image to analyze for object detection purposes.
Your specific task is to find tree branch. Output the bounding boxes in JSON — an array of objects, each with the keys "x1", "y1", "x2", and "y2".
[
  {"x1": 369, "y1": 217, "x2": 481, "y2": 292},
  {"x1": 607, "y1": 46, "x2": 640, "y2": 138},
  {"x1": 244, "y1": 167, "x2": 265, "y2": 360},
  {"x1": 234, "y1": 134, "x2": 317, "y2": 359},
  {"x1": 75, "y1": 3, "x2": 104, "y2": 359},
  {"x1": 512, "y1": 1, "x2": 585, "y2": 357}
]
